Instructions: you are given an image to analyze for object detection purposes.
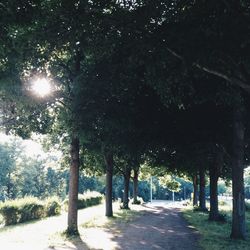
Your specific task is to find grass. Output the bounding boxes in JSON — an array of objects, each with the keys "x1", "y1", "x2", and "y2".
[
  {"x1": 182, "y1": 203, "x2": 250, "y2": 250},
  {"x1": 81, "y1": 207, "x2": 140, "y2": 229}
]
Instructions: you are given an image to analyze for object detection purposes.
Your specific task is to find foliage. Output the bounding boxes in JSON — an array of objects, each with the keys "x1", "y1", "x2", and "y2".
[
  {"x1": 0, "y1": 0, "x2": 249, "y2": 239},
  {"x1": 159, "y1": 175, "x2": 181, "y2": 192},
  {"x1": 44, "y1": 196, "x2": 61, "y2": 217},
  {"x1": 0, "y1": 138, "x2": 67, "y2": 201},
  {"x1": 63, "y1": 191, "x2": 103, "y2": 211},
  {"x1": 0, "y1": 138, "x2": 22, "y2": 200},
  {"x1": 0, "y1": 196, "x2": 62, "y2": 226}
]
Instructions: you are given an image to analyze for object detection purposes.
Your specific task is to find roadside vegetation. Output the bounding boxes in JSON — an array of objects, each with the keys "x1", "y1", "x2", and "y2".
[
  {"x1": 0, "y1": 191, "x2": 103, "y2": 226},
  {"x1": 182, "y1": 202, "x2": 250, "y2": 250}
]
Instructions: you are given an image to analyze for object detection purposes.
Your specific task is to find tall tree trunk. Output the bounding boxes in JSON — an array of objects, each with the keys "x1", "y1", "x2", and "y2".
[
  {"x1": 104, "y1": 152, "x2": 113, "y2": 217},
  {"x1": 209, "y1": 147, "x2": 223, "y2": 221},
  {"x1": 122, "y1": 167, "x2": 131, "y2": 209},
  {"x1": 67, "y1": 136, "x2": 80, "y2": 235},
  {"x1": 230, "y1": 106, "x2": 246, "y2": 239},
  {"x1": 199, "y1": 167, "x2": 207, "y2": 211},
  {"x1": 133, "y1": 168, "x2": 139, "y2": 204},
  {"x1": 192, "y1": 175, "x2": 198, "y2": 206},
  {"x1": 209, "y1": 167, "x2": 219, "y2": 220}
]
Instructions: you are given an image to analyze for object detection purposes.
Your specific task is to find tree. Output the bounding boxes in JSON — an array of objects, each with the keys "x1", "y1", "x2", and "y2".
[
  {"x1": 230, "y1": 101, "x2": 246, "y2": 239},
  {"x1": 209, "y1": 145, "x2": 224, "y2": 221},
  {"x1": 0, "y1": 142, "x2": 18, "y2": 200}
]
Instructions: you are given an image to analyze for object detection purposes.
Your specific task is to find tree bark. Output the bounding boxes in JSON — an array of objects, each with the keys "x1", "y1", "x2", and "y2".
[
  {"x1": 209, "y1": 169, "x2": 219, "y2": 220},
  {"x1": 209, "y1": 147, "x2": 223, "y2": 221},
  {"x1": 67, "y1": 136, "x2": 80, "y2": 235},
  {"x1": 122, "y1": 167, "x2": 131, "y2": 209},
  {"x1": 199, "y1": 167, "x2": 207, "y2": 211},
  {"x1": 133, "y1": 168, "x2": 139, "y2": 204},
  {"x1": 104, "y1": 152, "x2": 113, "y2": 217},
  {"x1": 192, "y1": 175, "x2": 198, "y2": 206},
  {"x1": 230, "y1": 106, "x2": 246, "y2": 239}
]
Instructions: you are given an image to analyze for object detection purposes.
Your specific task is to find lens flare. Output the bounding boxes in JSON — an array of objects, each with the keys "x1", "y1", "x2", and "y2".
[{"x1": 31, "y1": 78, "x2": 51, "y2": 97}]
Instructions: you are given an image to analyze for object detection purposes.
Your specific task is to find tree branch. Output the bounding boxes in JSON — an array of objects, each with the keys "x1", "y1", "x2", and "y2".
[
  {"x1": 115, "y1": 164, "x2": 125, "y2": 175},
  {"x1": 193, "y1": 63, "x2": 250, "y2": 94},
  {"x1": 164, "y1": 45, "x2": 250, "y2": 94}
]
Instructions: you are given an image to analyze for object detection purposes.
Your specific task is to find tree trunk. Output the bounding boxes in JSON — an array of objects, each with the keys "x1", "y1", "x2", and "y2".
[
  {"x1": 230, "y1": 106, "x2": 246, "y2": 239},
  {"x1": 122, "y1": 167, "x2": 131, "y2": 209},
  {"x1": 67, "y1": 136, "x2": 80, "y2": 235},
  {"x1": 199, "y1": 167, "x2": 207, "y2": 211},
  {"x1": 209, "y1": 147, "x2": 223, "y2": 221},
  {"x1": 104, "y1": 152, "x2": 113, "y2": 217},
  {"x1": 209, "y1": 167, "x2": 219, "y2": 220},
  {"x1": 133, "y1": 169, "x2": 139, "y2": 204},
  {"x1": 192, "y1": 175, "x2": 198, "y2": 206}
]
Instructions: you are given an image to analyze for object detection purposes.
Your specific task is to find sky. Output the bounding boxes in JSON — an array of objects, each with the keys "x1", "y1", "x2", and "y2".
[{"x1": 0, "y1": 132, "x2": 48, "y2": 158}]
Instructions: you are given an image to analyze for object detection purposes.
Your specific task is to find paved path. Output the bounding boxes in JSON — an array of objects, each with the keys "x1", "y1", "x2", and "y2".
[{"x1": 109, "y1": 203, "x2": 201, "y2": 250}]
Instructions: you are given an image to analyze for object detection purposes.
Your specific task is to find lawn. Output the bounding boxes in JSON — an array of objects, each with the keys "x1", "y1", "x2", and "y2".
[{"x1": 182, "y1": 203, "x2": 250, "y2": 250}]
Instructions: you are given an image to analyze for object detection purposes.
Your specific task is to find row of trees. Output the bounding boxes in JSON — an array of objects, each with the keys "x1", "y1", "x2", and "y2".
[
  {"x1": 0, "y1": 138, "x2": 192, "y2": 202},
  {"x1": 1, "y1": 0, "x2": 250, "y2": 239}
]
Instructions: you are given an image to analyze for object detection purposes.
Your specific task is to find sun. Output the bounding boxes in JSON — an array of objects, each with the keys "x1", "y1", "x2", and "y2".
[{"x1": 31, "y1": 78, "x2": 52, "y2": 97}]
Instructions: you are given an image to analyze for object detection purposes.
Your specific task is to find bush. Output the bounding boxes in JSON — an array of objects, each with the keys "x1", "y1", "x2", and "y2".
[
  {"x1": 19, "y1": 202, "x2": 44, "y2": 223},
  {"x1": 0, "y1": 205, "x2": 19, "y2": 225},
  {"x1": 0, "y1": 197, "x2": 44, "y2": 225},
  {"x1": 63, "y1": 191, "x2": 103, "y2": 211},
  {"x1": 44, "y1": 197, "x2": 61, "y2": 217},
  {"x1": 0, "y1": 196, "x2": 62, "y2": 226}
]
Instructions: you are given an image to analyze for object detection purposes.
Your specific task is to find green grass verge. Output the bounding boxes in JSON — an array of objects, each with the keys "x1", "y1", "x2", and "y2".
[
  {"x1": 81, "y1": 206, "x2": 140, "y2": 228},
  {"x1": 182, "y1": 205, "x2": 250, "y2": 250}
]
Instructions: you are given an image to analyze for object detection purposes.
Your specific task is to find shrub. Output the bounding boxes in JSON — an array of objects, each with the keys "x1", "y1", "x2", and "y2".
[
  {"x1": 44, "y1": 197, "x2": 61, "y2": 217},
  {"x1": 0, "y1": 204, "x2": 19, "y2": 225},
  {"x1": 19, "y1": 202, "x2": 44, "y2": 223},
  {"x1": 0, "y1": 197, "x2": 44, "y2": 225},
  {"x1": 0, "y1": 196, "x2": 62, "y2": 226},
  {"x1": 79, "y1": 191, "x2": 103, "y2": 208},
  {"x1": 63, "y1": 191, "x2": 103, "y2": 211}
]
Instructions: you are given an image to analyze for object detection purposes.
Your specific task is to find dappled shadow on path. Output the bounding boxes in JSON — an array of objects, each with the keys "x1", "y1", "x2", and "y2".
[
  {"x1": 106, "y1": 206, "x2": 201, "y2": 250},
  {"x1": 47, "y1": 235, "x2": 90, "y2": 250},
  {"x1": 65, "y1": 235, "x2": 89, "y2": 250}
]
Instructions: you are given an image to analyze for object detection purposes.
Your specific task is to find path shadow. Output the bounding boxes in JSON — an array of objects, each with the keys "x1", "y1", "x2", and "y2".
[
  {"x1": 47, "y1": 234, "x2": 92, "y2": 250},
  {"x1": 106, "y1": 207, "x2": 201, "y2": 250},
  {"x1": 67, "y1": 235, "x2": 91, "y2": 250}
]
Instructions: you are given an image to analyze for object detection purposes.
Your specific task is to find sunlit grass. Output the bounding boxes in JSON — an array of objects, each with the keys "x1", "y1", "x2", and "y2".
[
  {"x1": 81, "y1": 206, "x2": 140, "y2": 229},
  {"x1": 182, "y1": 204, "x2": 250, "y2": 250}
]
